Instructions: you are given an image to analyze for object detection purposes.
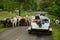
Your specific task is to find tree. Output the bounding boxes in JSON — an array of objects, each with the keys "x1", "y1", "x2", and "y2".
[
  {"x1": 39, "y1": 0, "x2": 60, "y2": 18},
  {"x1": 14, "y1": 0, "x2": 34, "y2": 16},
  {"x1": 2, "y1": 0, "x2": 17, "y2": 11},
  {"x1": 1, "y1": 0, "x2": 34, "y2": 16},
  {"x1": 0, "y1": 0, "x2": 3, "y2": 9},
  {"x1": 39, "y1": 0, "x2": 54, "y2": 11}
]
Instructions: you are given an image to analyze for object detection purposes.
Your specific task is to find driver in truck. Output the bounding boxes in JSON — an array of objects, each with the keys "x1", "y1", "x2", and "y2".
[{"x1": 32, "y1": 16, "x2": 41, "y2": 27}]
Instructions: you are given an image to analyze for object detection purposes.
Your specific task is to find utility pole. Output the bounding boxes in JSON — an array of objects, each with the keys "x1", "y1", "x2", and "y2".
[
  {"x1": 19, "y1": 1, "x2": 21, "y2": 16},
  {"x1": 19, "y1": 7, "x2": 20, "y2": 16}
]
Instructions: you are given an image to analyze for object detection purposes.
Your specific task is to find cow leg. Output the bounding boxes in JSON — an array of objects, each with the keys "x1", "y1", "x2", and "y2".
[
  {"x1": 15, "y1": 23, "x2": 17, "y2": 27},
  {"x1": 13, "y1": 23, "x2": 14, "y2": 28}
]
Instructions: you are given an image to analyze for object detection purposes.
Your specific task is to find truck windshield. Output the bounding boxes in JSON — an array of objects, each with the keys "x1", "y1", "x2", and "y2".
[{"x1": 42, "y1": 19, "x2": 49, "y2": 23}]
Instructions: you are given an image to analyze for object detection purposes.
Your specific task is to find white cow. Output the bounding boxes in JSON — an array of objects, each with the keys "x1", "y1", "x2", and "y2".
[
  {"x1": 30, "y1": 16, "x2": 35, "y2": 22},
  {"x1": 55, "y1": 20, "x2": 60, "y2": 24},
  {"x1": 10, "y1": 17, "x2": 17, "y2": 28}
]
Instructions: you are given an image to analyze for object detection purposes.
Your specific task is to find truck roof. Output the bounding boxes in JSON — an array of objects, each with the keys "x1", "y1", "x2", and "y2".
[
  {"x1": 35, "y1": 12, "x2": 48, "y2": 16},
  {"x1": 40, "y1": 16, "x2": 49, "y2": 20}
]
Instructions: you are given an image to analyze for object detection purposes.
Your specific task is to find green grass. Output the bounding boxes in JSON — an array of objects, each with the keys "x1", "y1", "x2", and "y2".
[
  {"x1": 21, "y1": 11, "x2": 35, "y2": 17},
  {"x1": 53, "y1": 25, "x2": 60, "y2": 40},
  {"x1": 0, "y1": 11, "x2": 17, "y2": 20},
  {"x1": 0, "y1": 28, "x2": 7, "y2": 32},
  {"x1": 48, "y1": 14, "x2": 60, "y2": 40}
]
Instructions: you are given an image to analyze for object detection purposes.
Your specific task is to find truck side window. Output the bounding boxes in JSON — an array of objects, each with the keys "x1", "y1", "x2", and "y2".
[{"x1": 42, "y1": 19, "x2": 49, "y2": 24}]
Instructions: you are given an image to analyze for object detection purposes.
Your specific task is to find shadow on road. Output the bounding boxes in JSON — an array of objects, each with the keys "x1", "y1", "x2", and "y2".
[{"x1": 29, "y1": 32, "x2": 52, "y2": 36}]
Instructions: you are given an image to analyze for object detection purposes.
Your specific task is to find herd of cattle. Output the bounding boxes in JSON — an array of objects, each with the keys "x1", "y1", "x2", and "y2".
[
  {"x1": 0, "y1": 15, "x2": 34, "y2": 28},
  {"x1": 0, "y1": 15, "x2": 60, "y2": 28}
]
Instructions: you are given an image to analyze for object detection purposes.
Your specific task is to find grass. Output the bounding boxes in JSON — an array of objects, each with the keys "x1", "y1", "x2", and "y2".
[
  {"x1": 0, "y1": 28, "x2": 7, "y2": 32},
  {"x1": 21, "y1": 11, "x2": 35, "y2": 17},
  {"x1": 53, "y1": 25, "x2": 60, "y2": 40},
  {"x1": 48, "y1": 14, "x2": 60, "y2": 40},
  {"x1": 0, "y1": 11, "x2": 17, "y2": 20}
]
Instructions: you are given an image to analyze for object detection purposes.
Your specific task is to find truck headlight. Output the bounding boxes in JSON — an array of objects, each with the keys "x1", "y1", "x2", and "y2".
[{"x1": 49, "y1": 28, "x2": 52, "y2": 31}]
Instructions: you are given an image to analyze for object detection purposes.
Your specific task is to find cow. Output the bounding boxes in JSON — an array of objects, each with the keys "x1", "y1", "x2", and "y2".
[
  {"x1": 55, "y1": 19, "x2": 60, "y2": 24},
  {"x1": 16, "y1": 16, "x2": 22, "y2": 26},
  {"x1": 10, "y1": 17, "x2": 17, "y2": 28}
]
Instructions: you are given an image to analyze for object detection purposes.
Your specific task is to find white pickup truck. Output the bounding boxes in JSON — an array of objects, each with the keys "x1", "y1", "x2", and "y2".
[{"x1": 28, "y1": 15, "x2": 52, "y2": 34}]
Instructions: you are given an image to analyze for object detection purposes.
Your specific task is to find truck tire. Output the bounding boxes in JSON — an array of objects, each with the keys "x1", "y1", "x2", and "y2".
[
  {"x1": 28, "y1": 30, "x2": 32, "y2": 34},
  {"x1": 49, "y1": 31, "x2": 52, "y2": 35}
]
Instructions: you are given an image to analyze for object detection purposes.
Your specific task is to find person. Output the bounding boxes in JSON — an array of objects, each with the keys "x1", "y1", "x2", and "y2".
[{"x1": 33, "y1": 16, "x2": 41, "y2": 27}]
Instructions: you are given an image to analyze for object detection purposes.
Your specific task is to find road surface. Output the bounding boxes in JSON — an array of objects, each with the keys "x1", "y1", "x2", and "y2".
[{"x1": 0, "y1": 27, "x2": 53, "y2": 40}]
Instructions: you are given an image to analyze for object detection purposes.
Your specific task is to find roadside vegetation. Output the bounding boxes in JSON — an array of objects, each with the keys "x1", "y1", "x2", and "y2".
[
  {"x1": 0, "y1": 27, "x2": 7, "y2": 32},
  {"x1": 21, "y1": 11, "x2": 35, "y2": 17},
  {"x1": 48, "y1": 14, "x2": 60, "y2": 40},
  {"x1": 53, "y1": 24, "x2": 60, "y2": 40},
  {"x1": 0, "y1": 11, "x2": 17, "y2": 20}
]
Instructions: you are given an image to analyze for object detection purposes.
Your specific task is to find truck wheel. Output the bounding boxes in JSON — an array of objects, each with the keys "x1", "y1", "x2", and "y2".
[
  {"x1": 49, "y1": 31, "x2": 52, "y2": 35},
  {"x1": 28, "y1": 30, "x2": 31, "y2": 34}
]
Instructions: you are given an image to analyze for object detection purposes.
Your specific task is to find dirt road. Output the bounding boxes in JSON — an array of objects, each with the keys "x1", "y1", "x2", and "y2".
[{"x1": 0, "y1": 27, "x2": 53, "y2": 40}]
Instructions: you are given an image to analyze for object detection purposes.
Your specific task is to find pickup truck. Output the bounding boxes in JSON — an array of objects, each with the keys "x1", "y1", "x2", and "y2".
[{"x1": 28, "y1": 15, "x2": 52, "y2": 34}]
